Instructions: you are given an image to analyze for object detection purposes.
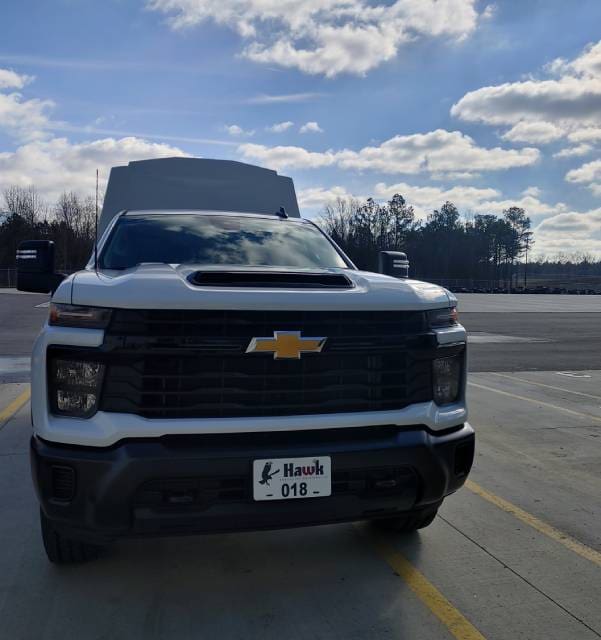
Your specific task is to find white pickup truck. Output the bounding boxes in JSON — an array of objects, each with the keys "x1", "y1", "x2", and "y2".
[{"x1": 17, "y1": 158, "x2": 473, "y2": 563}]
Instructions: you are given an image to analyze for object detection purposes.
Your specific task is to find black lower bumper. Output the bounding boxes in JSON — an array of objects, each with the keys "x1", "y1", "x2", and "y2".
[{"x1": 31, "y1": 424, "x2": 474, "y2": 544}]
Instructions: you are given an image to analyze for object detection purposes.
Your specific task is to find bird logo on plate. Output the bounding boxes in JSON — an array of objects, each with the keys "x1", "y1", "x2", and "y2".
[
  {"x1": 245, "y1": 331, "x2": 327, "y2": 359},
  {"x1": 258, "y1": 462, "x2": 280, "y2": 486}
]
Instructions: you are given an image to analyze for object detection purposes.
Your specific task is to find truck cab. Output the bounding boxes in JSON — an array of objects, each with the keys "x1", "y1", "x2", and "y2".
[{"x1": 18, "y1": 159, "x2": 473, "y2": 563}]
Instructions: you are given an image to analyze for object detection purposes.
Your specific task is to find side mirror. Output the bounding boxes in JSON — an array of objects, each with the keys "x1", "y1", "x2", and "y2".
[
  {"x1": 379, "y1": 251, "x2": 409, "y2": 279},
  {"x1": 16, "y1": 240, "x2": 65, "y2": 294}
]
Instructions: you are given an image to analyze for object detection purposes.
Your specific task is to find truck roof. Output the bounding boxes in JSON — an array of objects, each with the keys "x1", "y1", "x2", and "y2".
[{"x1": 99, "y1": 157, "x2": 300, "y2": 235}]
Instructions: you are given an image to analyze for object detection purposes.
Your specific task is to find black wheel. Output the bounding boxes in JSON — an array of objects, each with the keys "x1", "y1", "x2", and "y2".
[
  {"x1": 371, "y1": 506, "x2": 439, "y2": 533},
  {"x1": 40, "y1": 510, "x2": 104, "y2": 564}
]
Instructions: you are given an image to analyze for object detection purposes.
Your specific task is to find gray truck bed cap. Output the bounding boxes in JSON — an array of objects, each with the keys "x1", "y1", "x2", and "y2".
[{"x1": 99, "y1": 157, "x2": 300, "y2": 235}]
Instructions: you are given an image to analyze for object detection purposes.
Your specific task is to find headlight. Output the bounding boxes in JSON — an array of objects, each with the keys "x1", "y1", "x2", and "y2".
[
  {"x1": 428, "y1": 307, "x2": 458, "y2": 328},
  {"x1": 432, "y1": 355, "x2": 462, "y2": 405},
  {"x1": 49, "y1": 304, "x2": 112, "y2": 328},
  {"x1": 50, "y1": 358, "x2": 105, "y2": 417}
]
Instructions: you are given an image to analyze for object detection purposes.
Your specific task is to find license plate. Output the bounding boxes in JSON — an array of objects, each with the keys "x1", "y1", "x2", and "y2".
[{"x1": 253, "y1": 456, "x2": 332, "y2": 501}]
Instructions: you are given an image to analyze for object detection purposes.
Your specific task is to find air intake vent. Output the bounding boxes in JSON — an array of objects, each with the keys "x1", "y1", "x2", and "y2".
[
  {"x1": 454, "y1": 441, "x2": 475, "y2": 477},
  {"x1": 51, "y1": 465, "x2": 75, "y2": 502},
  {"x1": 189, "y1": 271, "x2": 353, "y2": 289}
]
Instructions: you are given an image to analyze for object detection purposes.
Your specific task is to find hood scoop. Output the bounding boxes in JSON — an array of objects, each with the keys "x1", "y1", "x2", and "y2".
[{"x1": 189, "y1": 270, "x2": 354, "y2": 289}]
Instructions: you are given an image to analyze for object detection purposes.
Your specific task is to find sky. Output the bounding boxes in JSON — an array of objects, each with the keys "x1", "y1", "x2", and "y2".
[{"x1": 1, "y1": 0, "x2": 601, "y2": 257}]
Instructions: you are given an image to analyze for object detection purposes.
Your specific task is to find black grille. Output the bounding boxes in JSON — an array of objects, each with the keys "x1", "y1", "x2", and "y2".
[{"x1": 100, "y1": 309, "x2": 435, "y2": 419}]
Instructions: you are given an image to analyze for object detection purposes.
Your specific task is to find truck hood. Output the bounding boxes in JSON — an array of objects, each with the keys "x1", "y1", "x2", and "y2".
[{"x1": 67, "y1": 264, "x2": 454, "y2": 311}]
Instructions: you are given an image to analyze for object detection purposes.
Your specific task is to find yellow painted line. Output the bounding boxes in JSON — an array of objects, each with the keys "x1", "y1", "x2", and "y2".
[
  {"x1": 466, "y1": 480, "x2": 601, "y2": 568},
  {"x1": 468, "y1": 381, "x2": 601, "y2": 424},
  {"x1": 0, "y1": 387, "x2": 31, "y2": 427},
  {"x1": 357, "y1": 527, "x2": 486, "y2": 640},
  {"x1": 489, "y1": 372, "x2": 601, "y2": 402}
]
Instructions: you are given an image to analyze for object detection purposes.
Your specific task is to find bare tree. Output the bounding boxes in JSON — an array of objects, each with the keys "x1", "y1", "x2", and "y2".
[
  {"x1": 3, "y1": 185, "x2": 47, "y2": 226},
  {"x1": 54, "y1": 192, "x2": 96, "y2": 239}
]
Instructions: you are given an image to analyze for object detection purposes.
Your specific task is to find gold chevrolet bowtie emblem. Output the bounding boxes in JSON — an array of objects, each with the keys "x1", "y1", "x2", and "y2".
[{"x1": 246, "y1": 331, "x2": 327, "y2": 360}]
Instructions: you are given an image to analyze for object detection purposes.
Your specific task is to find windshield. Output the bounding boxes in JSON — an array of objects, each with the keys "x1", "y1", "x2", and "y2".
[{"x1": 100, "y1": 214, "x2": 349, "y2": 270}]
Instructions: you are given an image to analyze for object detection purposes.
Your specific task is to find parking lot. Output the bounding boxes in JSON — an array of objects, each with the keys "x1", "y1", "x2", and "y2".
[{"x1": 0, "y1": 291, "x2": 600, "y2": 640}]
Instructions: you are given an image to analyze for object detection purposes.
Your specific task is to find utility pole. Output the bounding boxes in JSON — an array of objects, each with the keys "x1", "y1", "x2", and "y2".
[
  {"x1": 524, "y1": 233, "x2": 531, "y2": 288},
  {"x1": 95, "y1": 169, "x2": 99, "y2": 272}
]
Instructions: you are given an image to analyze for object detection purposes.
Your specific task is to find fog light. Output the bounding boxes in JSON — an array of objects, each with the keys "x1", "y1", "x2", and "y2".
[
  {"x1": 50, "y1": 358, "x2": 105, "y2": 417},
  {"x1": 432, "y1": 356, "x2": 461, "y2": 405}
]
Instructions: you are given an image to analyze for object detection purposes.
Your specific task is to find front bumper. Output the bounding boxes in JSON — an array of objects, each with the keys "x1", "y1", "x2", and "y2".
[{"x1": 31, "y1": 423, "x2": 474, "y2": 544}]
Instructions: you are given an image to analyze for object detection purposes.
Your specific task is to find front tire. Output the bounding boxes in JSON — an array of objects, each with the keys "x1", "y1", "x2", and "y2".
[
  {"x1": 371, "y1": 506, "x2": 439, "y2": 533},
  {"x1": 40, "y1": 510, "x2": 104, "y2": 564}
]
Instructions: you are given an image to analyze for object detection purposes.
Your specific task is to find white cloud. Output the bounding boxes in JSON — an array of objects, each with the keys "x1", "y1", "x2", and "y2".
[
  {"x1": 553, "y1": 144, "x2": 593, "y2": 159},
  {"x1": 452, "y1": 76, "x2": 601, "y2": 129},
  {"x1": 0, "y1": 137, "x2": 188, "y2": 203},
  {"x1": 238, "y1": 142, "x2": 337, "y2": 170},
  {"x1": 522, "y1": 186, "x2": 541, "y2": 198},
  {"x1": 452, "y1": 39, "x2": 601, "y2": 140},
  {"x1": 338, "y1": 130, "x2": 539, "y2": 174},
  {"x1": 467, "y1": 194, "x2": 568, "y2": 218},
  {"x1": 297, "y1": 185, "x2": 362, "y2": 210},
  {"x1": 0, "y1": 93, "x2": 54, "y2": 141},
  {"x1": 245, "y1": 93, "x2": 323, "y2": 104},
  {"x1": 534, "y1": 208, "x2": 601, "y2": 256},
  {"x1": 501, "y1": 121, "x2": 564, "y2": 144},
  {"x1": 547, "y1": 41, "x2": 601, "y2": 79},
  {"x1": 148, "y1": 0, "x2": 484, "y2": 76},
  {"x1": 567, "y1": 127, "x2": 601, "y2": 143},
  {"x1": 565, "y1": 159, "x2": 601, "y2": 195},
  {"x1": 244, "y1": 22, "x2": 405, "y2": 78},
  {"x1": 49, "y1": 123, "x2": 237, "y2": 147},
  {"x1": 224, "y1": 124, "x2": 254, "y2": 137},
  {"x1": 239, "y1": 129, "x2": 539, "y2": 176},
  {"x1": 0, "y1": 87, "x2": 54, "y2": 141},
  {"x1": 225, "y1": 124, "x2": 243, "y2": 136},
  {"x1": 299, "y1": 121, "x2": 323, "y2": 134},
  {"x1": 0, "y1": 68, "x2": 33, "y2": 90},
  {"x1": 267, "y1": 121, "x2": 294, "y2": 133},
  {"x1": 481, "y1": 3, "x2": 496, "y2": 20}
]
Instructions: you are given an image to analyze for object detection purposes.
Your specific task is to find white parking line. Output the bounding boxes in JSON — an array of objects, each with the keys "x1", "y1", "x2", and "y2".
[
  {"x1": 556, "y1": 371, "x2": 591, "y2": 379},
  {"x1": 488, "y1": 372, "x2": 601, "y2": 402},
  {"x1": 469, "y1": 332, "x2": 551, "y2": 344},
  {"x1": 468, "y1": 381, "x2": 601, "y2": 424}
]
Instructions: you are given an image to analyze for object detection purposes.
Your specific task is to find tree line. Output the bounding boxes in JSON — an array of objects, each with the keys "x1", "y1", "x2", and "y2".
[
  {"x1": 319, "y1": 194, "x2": 600, "y2": 286},
  {"x1": 1, "y1": 185, "x2": 600, "y2": 284}
]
